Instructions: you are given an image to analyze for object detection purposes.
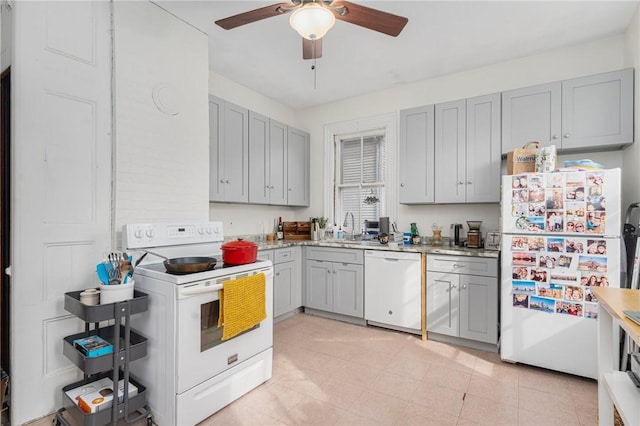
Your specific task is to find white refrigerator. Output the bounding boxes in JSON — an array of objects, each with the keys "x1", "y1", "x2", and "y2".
[{"x1": 500, "y1": 168, "x2": 621, "y2": 379}]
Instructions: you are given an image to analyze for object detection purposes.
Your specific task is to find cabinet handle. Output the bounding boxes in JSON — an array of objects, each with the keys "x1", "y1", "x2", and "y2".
[
  {"x1": 467, "y1": 180, "x2": 472, "y2": 185},
  {"x1": 452, "y1": 284, "x2": 457, "y2": 289},
  {"x1": 288, "y1": 188, "x2": 292, "y2": 191},
  {"x1": 458, "y1": 181, "x2": 464, "y2": 185},
  {"x1": 276, "y1": 272, "x2": 280, "y2": 276},
  {"x1": 220, "y1": 179, "x2": 225, "y2": 183},
  {"x1": 462, "y1": 284, "x2": 467, "y2": 289},
  {"x1": 388, "y1": 310, "x2": 393, "y2": 315},
  {"x1": 333, "y1": 270, "x2": 337, "y2": 274},
  {"x1": 400, "y1": 183, "x2": 405, "y2": 187},
  {"x1": 327, "y1": 270, "x2": 331, "y2": 274},
  {"x1": 225, "y1": 179, "x2": 230, "y2": 184},
  {"x1": 552, "y1": 135, "x2": 559, "y2": 140},
  {"x1": 563, "y1": 133, "x2": 571, "y2": 139},
  {"x1": 453, "y1": 263, "x2": 465, "y2": 268}
]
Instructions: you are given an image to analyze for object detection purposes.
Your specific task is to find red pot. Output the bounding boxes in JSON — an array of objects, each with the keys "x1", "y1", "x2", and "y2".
[{"x1": 221, "y1": 238, "x2": 258, "y2": 265}]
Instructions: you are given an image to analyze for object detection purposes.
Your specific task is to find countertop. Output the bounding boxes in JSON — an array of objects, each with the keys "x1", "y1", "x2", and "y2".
[
  {"x1": 591, "y1": 287, "x2": 640, "y2": 344},
  {"x1": 253, "y1": 238, "x2": 500, "y2": 258}
]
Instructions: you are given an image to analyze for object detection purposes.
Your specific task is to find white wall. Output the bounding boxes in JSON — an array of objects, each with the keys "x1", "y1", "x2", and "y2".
[
  {"x1": 114, "y1": 1, "x2": 210, "y2": 231},
  {"x1": 295, "y1": 35, "x2": 627, "y2": 238},
  {"x1": 622, "y1": 5, "x2": 640, "y2": 213}
]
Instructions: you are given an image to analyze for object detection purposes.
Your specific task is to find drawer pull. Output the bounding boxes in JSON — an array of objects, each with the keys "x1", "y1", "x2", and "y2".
[{"x1": 453, "y1": 263, "x2": 465, "y2": 268}]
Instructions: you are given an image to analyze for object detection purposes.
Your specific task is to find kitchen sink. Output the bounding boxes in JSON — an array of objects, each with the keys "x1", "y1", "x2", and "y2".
[{"x1": 325, "y1": 239, "x2": 382, "y2": 246}]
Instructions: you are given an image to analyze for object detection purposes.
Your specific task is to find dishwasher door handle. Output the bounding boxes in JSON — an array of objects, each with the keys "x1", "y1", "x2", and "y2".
[{"x1": 383, "y1": 257, "x2": 400, "y2": 262}]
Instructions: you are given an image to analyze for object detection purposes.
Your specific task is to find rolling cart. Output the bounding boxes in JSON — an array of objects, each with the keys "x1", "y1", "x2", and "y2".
[{"x1": 54, "y1": 290, "x2": 152, "y2": 426}]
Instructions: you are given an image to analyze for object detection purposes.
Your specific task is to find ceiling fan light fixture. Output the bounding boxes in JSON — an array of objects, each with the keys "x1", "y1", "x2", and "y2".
[{"x1": 289, "y1": 3, "x2": 335, "y2": 40}]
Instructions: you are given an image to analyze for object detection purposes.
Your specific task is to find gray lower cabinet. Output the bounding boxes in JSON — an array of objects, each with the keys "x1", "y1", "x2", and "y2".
[
  {"x1": 305, "y1": 247, "x2": 363, "y2": 318},
  {"x1": 399, "y1": 104, "x2": 435, "y2": 204},
  {"x1": 273, "y1": 247, "x2": 302, "y2": 317},
  {"x1": 426, "y1": 255, "x2": 498, "y2": 344},
  {"x1": 262, "y1": 247, "x2": 302, "y2": 318},
  {"x1": 502, "y1": 68, "x2": 633, "y2": 154},
  {"x1": 209, "y1": 95, "x2": 249, "y2": 202}
]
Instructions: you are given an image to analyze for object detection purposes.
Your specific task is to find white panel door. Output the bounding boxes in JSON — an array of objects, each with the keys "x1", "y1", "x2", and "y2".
[
  {"x1": 435, "y1": 99, "x2": 466, "y2": 203},
  {"x1": 11, "y1": 2, "x2": 112, "y2": 423}
]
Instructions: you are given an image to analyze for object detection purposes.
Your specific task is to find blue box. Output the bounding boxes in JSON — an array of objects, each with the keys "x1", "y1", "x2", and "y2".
[
  {"x1": 403, "y1": 232, "x2": 412, "y2": 245},
  {"x1": 73, "y1": 335, "x2": 113, "y2": 358}
]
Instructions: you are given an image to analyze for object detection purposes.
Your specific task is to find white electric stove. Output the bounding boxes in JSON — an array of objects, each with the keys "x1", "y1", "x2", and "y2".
[{"x1": 122, "y1": 222, "x2": 273, "y2": 426}]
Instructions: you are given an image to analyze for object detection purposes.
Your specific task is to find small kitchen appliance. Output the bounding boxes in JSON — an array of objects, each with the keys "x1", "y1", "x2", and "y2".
[
  {"x1": 122, "y1": 222, "x2": 273, "y2": 426},
  {"x1": 451, "y1": 223, "x2": 463, "y2": 246},
  {"x1": 484, "y1": 231, "x2": 501, "y2": 251},
  {"x1": 364, "y1": 220, "x2": 380, "y2": 239},
  {"x1": 466, "y1": 221, "x2": 482, "y2": 248}
]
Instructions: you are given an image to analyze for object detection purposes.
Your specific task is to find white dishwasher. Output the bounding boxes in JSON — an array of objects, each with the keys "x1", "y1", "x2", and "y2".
[{"x1": 364, "y1": 250, "x2": 422, "y2": 334}]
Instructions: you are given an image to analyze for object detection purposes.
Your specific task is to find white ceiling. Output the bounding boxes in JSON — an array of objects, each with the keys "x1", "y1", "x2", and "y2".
[{"x1": 155, "y1": 1, "x2": 638, "y2": 110}]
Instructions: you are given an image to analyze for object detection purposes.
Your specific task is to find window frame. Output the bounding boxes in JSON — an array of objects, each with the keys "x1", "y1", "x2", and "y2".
[{"x1": 323, "y1": 113, "x2": 397, "y2": 230}]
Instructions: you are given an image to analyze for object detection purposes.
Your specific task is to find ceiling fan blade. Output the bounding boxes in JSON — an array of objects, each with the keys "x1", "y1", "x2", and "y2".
[
  {"x1": 215, "y1": 3, "x2": 294, "y2": 30},
  {"x1": 331, "y1": 1, "x2": 408, "y2": 37},
  {"x1": 302, "y1": 38, "x2": 323, "y2": 60}
]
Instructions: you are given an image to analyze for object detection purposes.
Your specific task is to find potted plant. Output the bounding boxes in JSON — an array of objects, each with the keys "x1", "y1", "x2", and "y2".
[{"x1": 310, "y1": 216, "x2": 329, "y2": 239}]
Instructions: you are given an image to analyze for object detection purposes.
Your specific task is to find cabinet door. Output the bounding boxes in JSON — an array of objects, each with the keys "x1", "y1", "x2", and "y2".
[
  {"x1": 501, "y1": 82, "x2": 562, "y2": 154},
  {"x1": 332, "y1": 263, "x2": 364, "y2": 318},
  {"x1": 435, "y1": 100, "x2": 466, "y2": 203},
  {"x1": 274, "y1": 262, "x2": 294, "y2": 317},
  {"x1": 287, "y1": 127, "x2": 310, "y2": 206},
  {"x1": 248, "y1": 111, "x2": 270, "y2": 204},
  {"x1": 399, "y1": 105, "x2": 435, "y2": 204},
  {"x1": 426, "y1": 271, "x2": 459, "y2": 337},
  {"x1": 459, "y1": 274, "x2": 498, "y2": 344},
  {"x1": 561, "y1": 68, "x2": 633, "y2": 150},
  {"x1": 305, "y1": 260, "x2": 333, "y2": 311},
  {"x1": 466, "y1": 93, "x2": 501, "y2": 203},
  {"x1": 223, "y1": 101, "x2": 249, "y2": 203},
  {"x1": 269, "y1": 120, "x2": 288, "y2": 206},
  {"x1": 209, "y1": 95, "x2": 225, "y2": 202}
]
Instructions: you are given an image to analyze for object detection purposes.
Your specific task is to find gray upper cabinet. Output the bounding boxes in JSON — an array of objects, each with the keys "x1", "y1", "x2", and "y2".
[
  {"x1": 248, "y1": 113, "x2": 288, "y2": 205},
  {"x1": 287, "y1": 127, "x2": 310, "y2": 207},
  {"x1": 501, "y1": 82, "x2": 562, "y2": 154},
  {"x1": 502, "y1": 68, "x2": 633, "y2": 154},
  {"x1": 209, "y1": 96, "x2": 249, "y2": 202},
  {"x1": 561, "y1": 69, "x2": 633, "y2": 151},
  {"x1": 435, "y1": 94, "x2": 501, "y2": 204},
  {"x1": 399, "y1": 105, "x2": 435, "y2": 204},
  {"x1": 465, "y1": 94, "x2": 501, "y2": 203},
  {"x1": 210, "y1": 95, "x2": 310, "y2": 206},
  {"x1": 435, "y1": 100, "x2": 466, "y2": 203}
]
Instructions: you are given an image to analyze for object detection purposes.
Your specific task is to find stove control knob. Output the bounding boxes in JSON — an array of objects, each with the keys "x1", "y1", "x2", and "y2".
[
  {"x1": 206, "y1": 227, "x2": 213, "y2": 234},
  {"x1": 134, "y1": 229, "x2": 144, "y2": 239},
  {"x1": 145, "y1": 228, "x2": 155, "y2": 239},
  {"x1": 198, "y1": 227, "x2": 205, "y2": 235}
]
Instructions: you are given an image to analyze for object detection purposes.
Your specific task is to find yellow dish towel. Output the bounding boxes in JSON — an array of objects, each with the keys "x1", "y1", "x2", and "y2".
[{"x1": 218, "y1": 273, "x2": 267, "y2": 341}]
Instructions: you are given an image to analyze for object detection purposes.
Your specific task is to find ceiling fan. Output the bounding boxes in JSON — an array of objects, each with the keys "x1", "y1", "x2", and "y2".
[{"x1": 215, "y1": 0, "x2": 408, "y2": 60}]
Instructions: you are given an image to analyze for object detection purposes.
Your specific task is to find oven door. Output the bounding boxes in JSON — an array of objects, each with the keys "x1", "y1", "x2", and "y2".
[{"x1": 175, "y1": 267, "x2": 273, "y2": 394}]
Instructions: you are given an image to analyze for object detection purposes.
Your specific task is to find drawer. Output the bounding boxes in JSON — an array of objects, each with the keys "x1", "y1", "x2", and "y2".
[
  {"x1": 258, "y1": 249, "x2": 274, "y2": 262},
  {"x1": 305, "y1": 246, "x2": 363, "y2": 264},
  {"x1": 275, "y1": 247, "x2": 298, "y2": 264},
  {"x1": 426, "y1": 255, "x2": 498, "y2": 277}
]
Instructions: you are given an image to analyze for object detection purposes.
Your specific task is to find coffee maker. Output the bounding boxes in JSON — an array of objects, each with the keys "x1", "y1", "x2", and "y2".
[{"x1": 466, "y1": 221, "x2": 482, "y2": 248}]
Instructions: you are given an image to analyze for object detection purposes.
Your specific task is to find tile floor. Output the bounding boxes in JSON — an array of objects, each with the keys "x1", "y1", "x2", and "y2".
[
  {"x1": 32, "y1": 312, "x2": 598, "y2": 426},
  {"x1": 203, "y1": 313, "x2": 598, "y2": 426}
]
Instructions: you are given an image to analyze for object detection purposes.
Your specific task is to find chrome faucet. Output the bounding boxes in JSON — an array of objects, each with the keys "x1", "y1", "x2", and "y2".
[{"x1": 343, "y1": 212, "x2": 356, "y2": 240}]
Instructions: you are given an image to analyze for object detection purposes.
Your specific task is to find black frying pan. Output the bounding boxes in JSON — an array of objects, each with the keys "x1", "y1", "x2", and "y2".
[{"x1": 139, "y1": 250, "x2": 217, "y2": 275}]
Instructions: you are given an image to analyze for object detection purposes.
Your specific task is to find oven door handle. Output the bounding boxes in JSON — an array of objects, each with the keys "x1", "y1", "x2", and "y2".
[{"x1": 179, "y1": 284, "x2": 224, "y2": 297}]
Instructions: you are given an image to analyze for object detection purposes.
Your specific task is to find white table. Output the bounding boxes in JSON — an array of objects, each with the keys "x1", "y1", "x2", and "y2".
[{"x1": 593, "y1": 287, "x2": 640, "y2": 425}]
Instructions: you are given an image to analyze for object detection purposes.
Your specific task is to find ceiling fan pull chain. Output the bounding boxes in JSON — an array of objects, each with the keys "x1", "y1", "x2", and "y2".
[{"x1": 312, "y1": 39, "x2": 317, "y2": 89}]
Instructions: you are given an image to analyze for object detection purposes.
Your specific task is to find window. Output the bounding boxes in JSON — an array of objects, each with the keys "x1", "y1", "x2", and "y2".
[
  {"x1": 335, "y1": 131, "x2": 386, "y2": 234},
  {"x1": 323, "y1": 113, "x2": 397, "y2": 234}
]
